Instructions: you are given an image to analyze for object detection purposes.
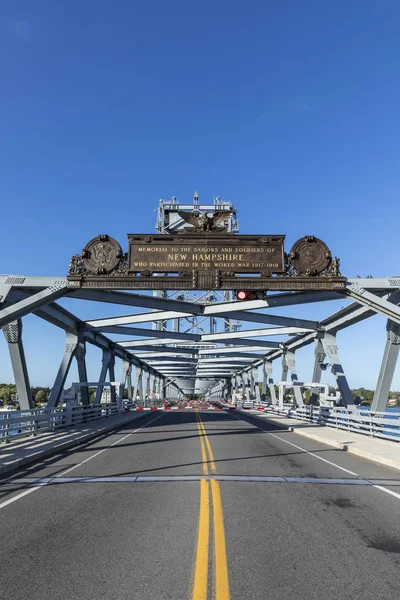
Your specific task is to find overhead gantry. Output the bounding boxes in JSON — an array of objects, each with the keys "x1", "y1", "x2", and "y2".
[{"x1": 1, "y1": 274, "x2": 400, "y2": 412}]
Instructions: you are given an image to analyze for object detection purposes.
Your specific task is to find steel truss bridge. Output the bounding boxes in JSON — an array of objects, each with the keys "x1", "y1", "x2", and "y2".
[
  {"x1": 1, "y1": 196, "x2": 400, "y2": 414},
  {"x1": 2, "y1": 196, "x2": 400, "y2": 600}
]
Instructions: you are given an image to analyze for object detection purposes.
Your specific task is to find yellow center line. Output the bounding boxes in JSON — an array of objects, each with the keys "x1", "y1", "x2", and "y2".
[
  {"x1": 191, "y1": 409, "x2": 231, "y2": 600},
  {"x1": 195, "y1": 409, "x2": 209, "y2": 475},
  {"x1": 211, "y1": 479, "x2": 231, "y2": 600},
  {"x1": 196, "y1": 410, "x2": 217, "y2": 473},
  {"x1": 192, "y1": 479, "x2": 210, "y2": 600}
]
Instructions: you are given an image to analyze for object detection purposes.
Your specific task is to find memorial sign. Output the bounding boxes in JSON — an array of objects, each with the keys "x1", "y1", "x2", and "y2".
[
  {"x1": 67, "y1": 215, "x2": 346, "y2": 291},
  {"x1": 128, "y1": 234, "x2": 285, "y2": 274}
]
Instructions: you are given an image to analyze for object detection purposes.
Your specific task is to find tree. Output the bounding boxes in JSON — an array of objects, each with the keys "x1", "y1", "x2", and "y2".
[{"x1": 35, "y1": 390, "x2": 47, "y2": 404}]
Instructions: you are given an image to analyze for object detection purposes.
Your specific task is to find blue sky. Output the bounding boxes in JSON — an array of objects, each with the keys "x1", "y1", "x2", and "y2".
[{"x1": 1, "y1": 1, "x2": 399, "y2": 390}]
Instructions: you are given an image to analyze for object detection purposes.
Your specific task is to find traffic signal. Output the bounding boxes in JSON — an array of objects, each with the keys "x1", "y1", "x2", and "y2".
[{"x1": 235, "y1": 290, "x2": 265, "y2": 301}]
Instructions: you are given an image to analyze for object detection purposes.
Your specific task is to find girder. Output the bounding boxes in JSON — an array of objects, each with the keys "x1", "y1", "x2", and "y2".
[
  {"x1": 2, "y1": 269, "x2": 400, "y2": 407},
  {"x1": 0, "y1": 284, "x2": 69, "y2": 328}
]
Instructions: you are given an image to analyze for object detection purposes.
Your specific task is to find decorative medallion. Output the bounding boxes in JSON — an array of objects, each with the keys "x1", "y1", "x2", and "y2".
[
  {"x1": 289, "y1": 236, "x2": 332, "y2": 276},
  {"x1": 81, "y1": 235, "x2": 122, "y2": 275}
]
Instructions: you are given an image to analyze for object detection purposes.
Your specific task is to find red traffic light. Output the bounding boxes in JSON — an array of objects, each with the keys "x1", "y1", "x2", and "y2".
[{"x1": 236, "y1": 290, "x2": 257, "y2": 301}]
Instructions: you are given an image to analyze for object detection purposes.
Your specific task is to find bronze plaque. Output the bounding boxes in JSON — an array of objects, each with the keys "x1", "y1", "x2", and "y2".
[
  {"x1": 127, "y1": 234, "x2": 285, "y2": 274},
  {"x1": 68, "y1": 231, "x2": 345, "y2": 291}
]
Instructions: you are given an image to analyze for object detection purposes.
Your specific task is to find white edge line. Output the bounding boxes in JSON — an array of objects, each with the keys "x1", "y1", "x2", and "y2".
[
  {"x1": 0, "y1": 483, "x2": 47, "y2": 509},
  {"x1": 228, "y1": 411, "x2": 400, "y2": 501},
  {"x1": 373, "y1": 485, "x2": 400, "y2": 500},
  {"x1": 0, "y1": 412, "x2": 167, "y2": 509}
]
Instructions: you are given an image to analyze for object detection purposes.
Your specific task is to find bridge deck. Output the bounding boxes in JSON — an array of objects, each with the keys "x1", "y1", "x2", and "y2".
[{"x1": 1, "y1": 410, "x2": 400, "y2": 599}]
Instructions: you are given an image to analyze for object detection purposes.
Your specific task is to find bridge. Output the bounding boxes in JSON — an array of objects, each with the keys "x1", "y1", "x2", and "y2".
[{"x1": 1, "y1": 196, "x2": 400, "y2": 599}]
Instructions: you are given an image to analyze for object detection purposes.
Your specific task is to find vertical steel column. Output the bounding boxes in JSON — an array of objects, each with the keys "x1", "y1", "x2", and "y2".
[
  {"x1": 285, "y1": 351, "x2": 304, "y2": 407},
  {"x1": 75, "y1": 338, "x2": 89, "y2": 406},
  {"x1": 230, "y1": 376, "x2": 235, "y2": 403},
  {"x1": 371, "y1": 320, "x2": 400, "y2": 412},
  {"x1": 137, "y1": 369, "x2": 144, "y2": 405},
  {"x1": 126, "y1": 365, "x2": 133, "y2": 401},
  {"x1": 93, "y1": 350, "x2": 112, "y2": 407},
  {"x1": 243, "y1": 371, "x2": 251, "y2": 402},
  {"x1": 48, "y1": 332, "x2": 80, "y2": 408},
  {"x1": 143, "y1": 371, "x2": 150, "y2": 406},
  {"x1": 252, "y1": 366, "x2": 261, "y2": 405},
  {"x1": 248, "y1": 369, "x2": 255, "y2": 400},
  {"x1": 148, "y1": 373, "x2": 155, "y2": 406},
  {"x1": 133, "y1": 366, "x2": 142, "y2": 404},
  {"x1": 320, "y1": 333, "x2": 354, "y2": 407},
  {"x1": 310, "y1": 339, "x2": 325, "y2": 406},
  {"x1": 236, "y1": 373, "x2": 243, "y2": 405},
  {"x1": 118, "y1": 360, "x2": 132, "y2": 408},
  {"x1": 108, "y1": 353, "x2": 117, "y2": 405},
  {"x1": 155, "y1": 376, "x2": 161, "y2": 402},
  {"x1": 262, "y1": 361, "x2": 277, "y2": 405},
  {"x1": 2, "y1": 319, "x2": 33, "y2": 410},
  {"x1": 281, "y1": 351, "x2": 289, "y2": 383}
]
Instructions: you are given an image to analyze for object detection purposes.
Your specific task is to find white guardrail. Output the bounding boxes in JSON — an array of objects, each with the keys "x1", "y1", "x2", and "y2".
[
  {"x1": 0, "y1": 403, "x2": 137, "y2": 443},
  {"x1": 263, "y1": 404, "x2": 400, "y2": 442}
]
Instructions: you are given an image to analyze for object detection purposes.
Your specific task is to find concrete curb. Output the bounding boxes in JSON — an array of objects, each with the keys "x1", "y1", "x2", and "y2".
[
  {"x1": 0, "y1": 411, "x2": 150, "y2": 478},
  {"x1": 245, "y1": 411, "x2": 400, "y2": 472}
]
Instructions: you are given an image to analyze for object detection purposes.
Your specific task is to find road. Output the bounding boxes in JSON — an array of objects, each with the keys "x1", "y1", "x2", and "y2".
[{"x1": 1, "y1": 409, "x2": 400, "y2": 600}]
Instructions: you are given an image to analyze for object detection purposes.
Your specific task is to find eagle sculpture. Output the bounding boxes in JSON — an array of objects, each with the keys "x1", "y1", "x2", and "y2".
[{"x1": 178, "y1": 210, "x2": 232, "y2": 232}]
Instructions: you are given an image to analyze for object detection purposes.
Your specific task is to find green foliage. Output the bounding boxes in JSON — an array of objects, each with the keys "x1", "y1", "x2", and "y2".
[
  {"x1": 35, "y1": 389, "x2": 47, "y2": 404},
  {"x1": 352, "y1": 388, "x2": 374, "y2": 405},
  {"x1": 0, "y1": 384, "x2": 16, "y2": 402}
]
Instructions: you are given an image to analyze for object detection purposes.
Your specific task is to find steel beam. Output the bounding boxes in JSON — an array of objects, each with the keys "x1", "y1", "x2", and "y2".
[
  {"x1": 0, "y1": 284, "x2": 69, "y2": 328},
  {"x1": 126, "y1": 347, "x2": 198, "y2": 356},
  {"x1": 2, "y1": 319, "x2": 33, "y2": 410},
  {"x1": 86, "y1": 307, "x2": 319, "y2": 330},
  {"x1": 70, "y1": 289, "x2": 203, "y2": 314},
  {"x1": 91, "y1": 325, "x2": 202, "y2": 342},
  {"x1": 93, "y1": 350, "x2": 113, "y2": 407},
  {"x1": 320, "y1": 333, "x2": 354, "y2": 407},
  {"x1": 75, "y1": 339, "x2": 90, "y2": 406},
  {"x1": 284, "y1": 351, "x2": 304, "y2": 407},
  {"x1": 371, "y1": 320, "x2": 400, "y2": 412},
  {"x1": 262, "y1": 361, "x2": 277, "y2": 405},
  {"x1": 48, "y1": 333, "x2": 80, "y2": 408},
  {"x1": 309, "y1": 340, "x2": 325, "y2": 406},
  {"x1": 345, "y1": 283, "x2": 400, "y2": 324},
  {"x1": 203, "y1": 326, "x2": 314, "y2": 342}
]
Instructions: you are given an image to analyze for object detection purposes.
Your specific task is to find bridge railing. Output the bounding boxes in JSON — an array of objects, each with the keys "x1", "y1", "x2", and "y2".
[
  {"x1": 264, "y1": 405, "x2": 400, "y2": 442},
  {"x1": 0, "y1": 402, "x2": 137, "y2": 443}
]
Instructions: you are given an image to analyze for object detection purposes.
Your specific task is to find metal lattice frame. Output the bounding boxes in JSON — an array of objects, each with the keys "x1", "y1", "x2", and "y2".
[
  {"x1": 1, "y1": 195, "x2": 400, "y2": 410},
  {"x1": 1, "y1": 274, "x2": 400, "y2": 410}
]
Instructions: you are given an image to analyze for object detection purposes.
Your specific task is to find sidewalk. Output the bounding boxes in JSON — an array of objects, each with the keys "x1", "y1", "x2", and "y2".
[
  {"x1": 0, "y1": 411, "x2": 149, "y2": 477},
  {"x1": 247, "y1": 411, "x2": 400, "y2": 471}
]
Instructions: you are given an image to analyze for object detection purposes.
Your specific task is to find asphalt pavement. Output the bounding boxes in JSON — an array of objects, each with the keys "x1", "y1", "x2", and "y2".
[{"x1": 1, "y1": 409, "x2": 400, "y2": 600}]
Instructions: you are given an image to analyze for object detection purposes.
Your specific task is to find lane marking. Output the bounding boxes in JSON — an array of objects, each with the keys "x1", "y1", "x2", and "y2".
[
  {"x1": 229, "y1": 412, "x2": 400, "y2": 502},
  {"x1": 10, "y1": 475, "x2": 400, "y2": 486},
  {"x1": 196, "y1": 412, "x2": 217, "y2": 473},
  {"x1": 211, "y1": 479, "x2": 231, "y2": 600},
  {"x1": 0, "y1": 412, "x2": 167, "y2": 509},
  {"x1": 57, "y1": 411, "x2": 167, "y2": 477},
  {"x1": 191, "y1": 479, "x2": 210, "y2": 600},
  {"x1": 227, "y1": 412, "x2": 358, "y2": 475},
  {"x1": 0, "y1": 482, "x2": 48, "y2": 509},
  {"x1": 195, "y1": 410, "x2": 209, "y2": 476},
  {"x1": 373, "y1": 485, "x2": 400, "y2": 500}
]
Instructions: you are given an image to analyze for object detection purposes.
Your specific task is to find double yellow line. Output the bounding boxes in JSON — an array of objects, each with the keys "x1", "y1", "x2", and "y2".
[
  {"x1": 192, "y1": 410, "x2": 230, "y2": 600},
  {"x1": 196, "y1": 409, "x2": 216, "y2": 475}
]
